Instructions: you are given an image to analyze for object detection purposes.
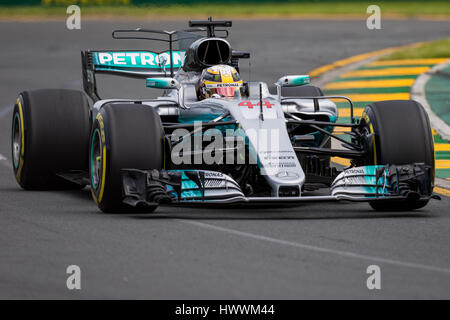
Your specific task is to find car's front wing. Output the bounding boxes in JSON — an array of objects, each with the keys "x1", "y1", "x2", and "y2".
[{"x1": 121, "y1": 164, "x2": 435, "y2": 208}]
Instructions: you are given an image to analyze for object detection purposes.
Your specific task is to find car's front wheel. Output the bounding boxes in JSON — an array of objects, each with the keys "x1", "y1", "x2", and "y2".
[
  {"x1": 359, "y1": 100, "x2": 435, "y2": 211},
  {"x1": 90, "y1": 103, "x2": 164, "y2": 213}
]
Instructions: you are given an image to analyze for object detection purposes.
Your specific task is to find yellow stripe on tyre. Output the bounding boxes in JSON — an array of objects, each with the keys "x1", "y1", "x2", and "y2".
[
  {"x1": 361, "y1": 112, "x2": 377, "y2": 165},
  {"x1": 91, "y1": 113, "x2": 107, "y2": 205},
  {"x1": 16, "y1": 98, "x2": 25, "y2": 182}
]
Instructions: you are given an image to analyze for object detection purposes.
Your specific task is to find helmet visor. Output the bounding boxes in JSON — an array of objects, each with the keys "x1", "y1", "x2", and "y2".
[{"x1": 211, "y1": 87, "x2": 238, "y2": 97}]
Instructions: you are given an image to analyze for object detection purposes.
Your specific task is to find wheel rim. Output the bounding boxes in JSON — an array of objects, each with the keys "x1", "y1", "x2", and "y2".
[
  {"x1": 12, "y1": 113, "x2": 21, "y2": 169},
  {"x1": 90, "y1": 129, "x2": 102, "y2": 190}
]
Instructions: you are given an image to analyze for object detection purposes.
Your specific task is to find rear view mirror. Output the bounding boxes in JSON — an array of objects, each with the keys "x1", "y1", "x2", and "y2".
[
  {"x1": 276, "y1": 75, "x2": 310, "y2": 87},
  {"x1": 146, "y1": 78, "x2": 180, "y2": 90}
]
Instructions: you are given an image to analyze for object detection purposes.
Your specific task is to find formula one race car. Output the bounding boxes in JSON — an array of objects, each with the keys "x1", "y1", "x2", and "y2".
[{"x1": 11, "y1": 19, "x2": 437, "y2": 213}]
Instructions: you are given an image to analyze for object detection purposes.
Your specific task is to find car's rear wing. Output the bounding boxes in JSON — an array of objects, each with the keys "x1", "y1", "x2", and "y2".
[
  {"x1": 81, "y1": 27, "x2": 202, "y2": 101},
  {"x1": 81, "y1": 49, "x2": 185, "y2": 101},
  {"x1": 81, "y1": 20, "x2": 249, "y2": 102}
]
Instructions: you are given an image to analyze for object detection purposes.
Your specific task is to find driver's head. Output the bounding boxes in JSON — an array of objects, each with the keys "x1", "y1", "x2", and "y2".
[{"x1": 198, "y1": 65, "x2": 243, "y2": 100}]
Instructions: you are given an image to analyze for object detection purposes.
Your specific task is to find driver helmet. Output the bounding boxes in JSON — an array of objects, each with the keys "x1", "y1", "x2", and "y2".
[{"x1": 198, "y1": 65, "x2": 243, "y2": 100}]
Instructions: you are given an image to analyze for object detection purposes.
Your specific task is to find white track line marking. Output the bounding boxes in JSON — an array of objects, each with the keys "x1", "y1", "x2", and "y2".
[
  {"x1": 0, "y1": 154, "x2": 11, "y2": 168},
  {"x1": 0, "y1": 105, "x2": 11, "y2": 118},
  {"x1": 181, "y1": 219, "x2": 450, "y2": 275}
]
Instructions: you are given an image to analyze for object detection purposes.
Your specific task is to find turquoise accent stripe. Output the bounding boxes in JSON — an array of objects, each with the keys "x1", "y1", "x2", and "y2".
[
  {"x1": 364, "y1": 185, "x2": 390, "y2": 195},
  {"x1": 291, "y1": 75, "x2": 310, "y2": 86},
  {"x1": 146, "y1": 78, "x2": 175, "y2": 89},
  {"x1": 165, "y1": 170, "x2": 203, "y2": 199}
]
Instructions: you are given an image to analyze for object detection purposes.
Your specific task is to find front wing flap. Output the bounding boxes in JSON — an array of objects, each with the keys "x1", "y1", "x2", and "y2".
[
  {"x1": 121, "y1": 164, "x2": 435, "y2": 207},
  {"x1": 122, "y1": 169, "x2": 245, "y2": 207},
  {"x1": 331, "y1": 163, "x2": 433, "y2": 200}
]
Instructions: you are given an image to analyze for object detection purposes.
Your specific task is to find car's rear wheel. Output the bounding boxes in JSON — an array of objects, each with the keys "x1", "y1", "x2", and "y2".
[
  {"x1": 90, "y1": 103, "x2": 164, "y2": 213},
  {"x1": 359, "y1": 100, "x2": 434, "y2": 211},
  {"x1": 11, "y1": 89, "x2": 90, "y2": 190}
]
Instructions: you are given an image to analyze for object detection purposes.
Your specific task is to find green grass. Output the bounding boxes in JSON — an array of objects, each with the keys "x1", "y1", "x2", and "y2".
[
  {"x1": 381, "y1": 38, "x2": 450, "y2": 60},
  {"x1": 2, "y1": 2, "x2": 450, "y2": 19}
]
